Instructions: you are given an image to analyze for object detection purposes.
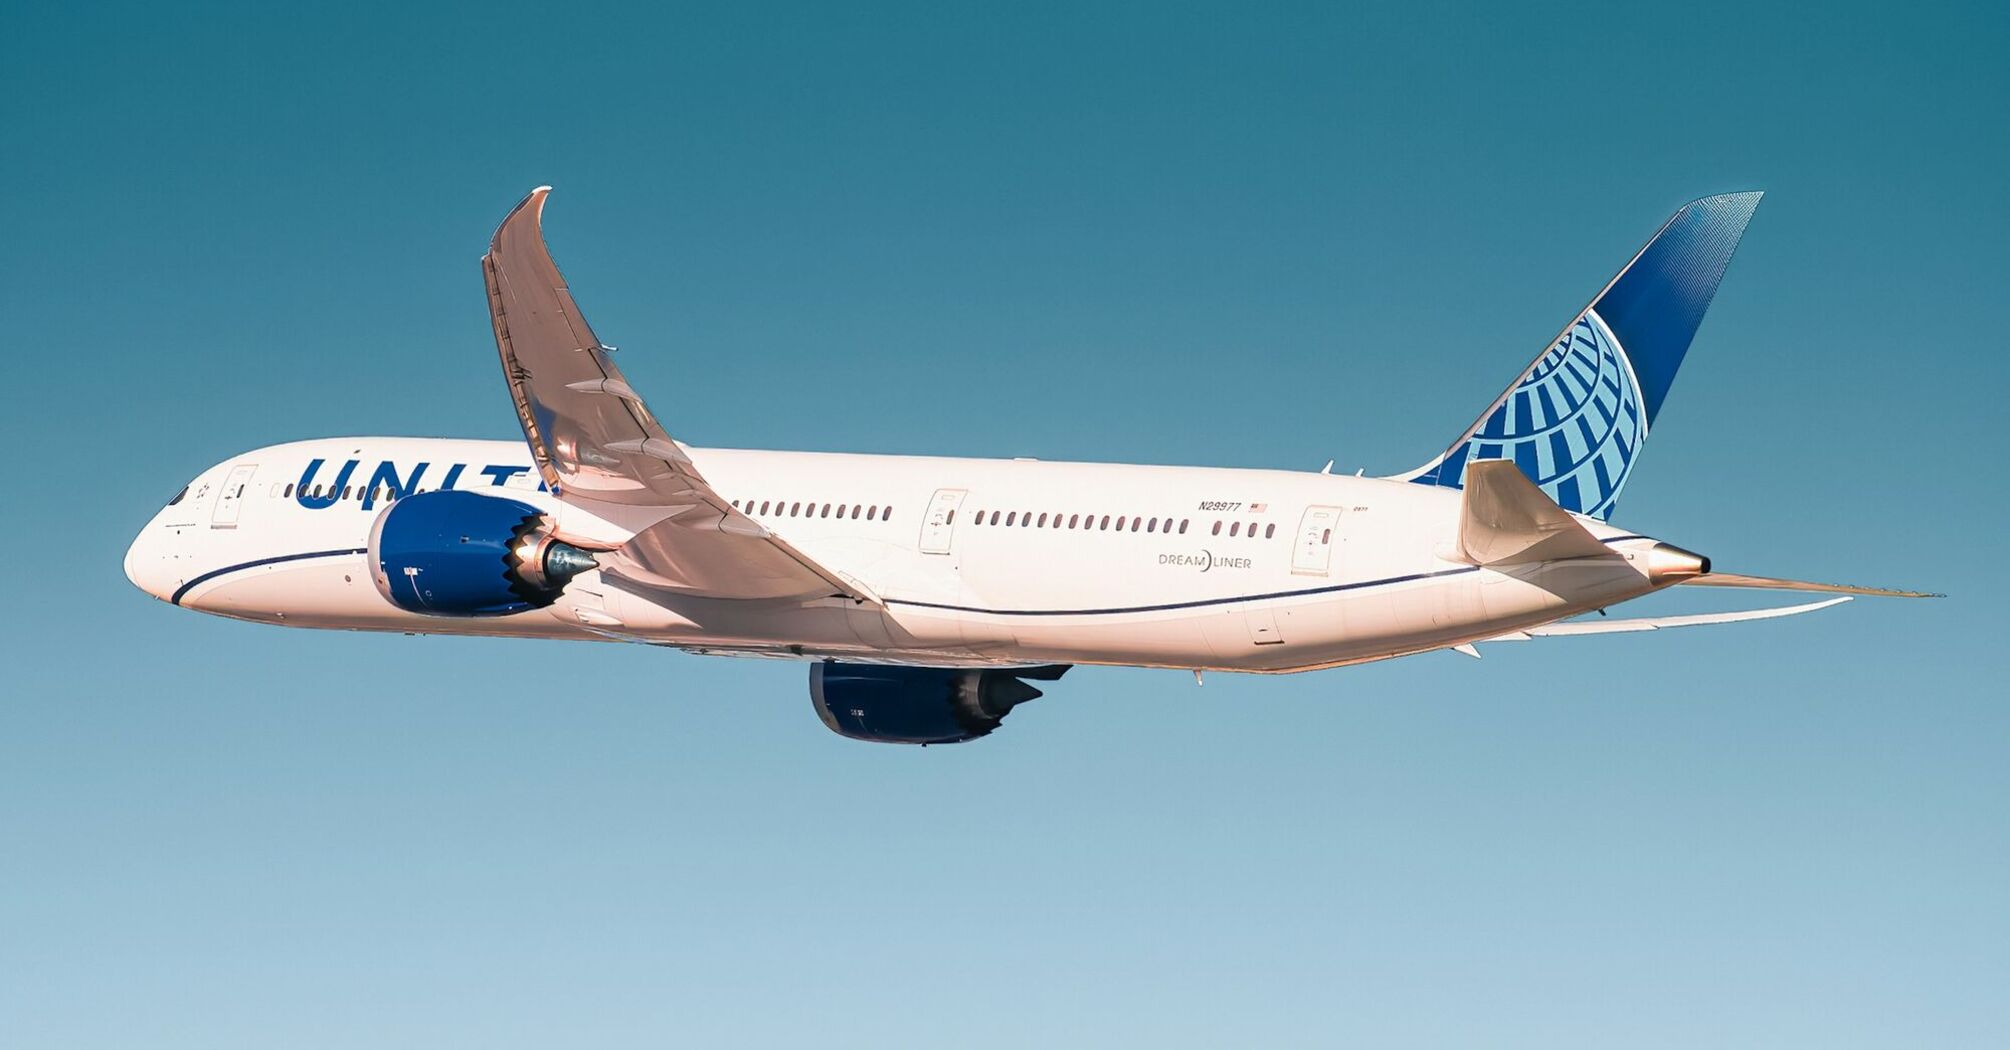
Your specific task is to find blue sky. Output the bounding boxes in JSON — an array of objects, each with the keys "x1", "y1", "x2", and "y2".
[{"x1": 3, "y1": 2, "x2": 2006, "y2": 1046}]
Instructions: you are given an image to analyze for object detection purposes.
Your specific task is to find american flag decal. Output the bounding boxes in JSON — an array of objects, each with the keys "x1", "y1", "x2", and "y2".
[{"x1": 1250, "y1": 502, "x2": 1267, "y2": 512}]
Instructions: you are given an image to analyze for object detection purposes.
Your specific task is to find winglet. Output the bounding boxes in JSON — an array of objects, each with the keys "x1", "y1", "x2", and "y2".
[
  {"x1": 488, "y1": 187, "x2": 553, "y2": 257},
  {"x1": 1457, "y1": 460, "x2": 1616, "y2": 566}
]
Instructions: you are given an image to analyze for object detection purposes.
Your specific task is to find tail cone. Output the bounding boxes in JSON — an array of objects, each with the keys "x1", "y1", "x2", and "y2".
[{"x1": 1646, "y1": 543, "x2": 1711, "y2": 585}]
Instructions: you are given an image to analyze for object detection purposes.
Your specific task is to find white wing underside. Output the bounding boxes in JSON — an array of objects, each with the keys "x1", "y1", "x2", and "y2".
[
  {"x1": 1483, "y1": 596, "x2": 1850, "y2": 641},
  {"x1": 483, "y1": 187, "x2": 874, "y2": 604}
]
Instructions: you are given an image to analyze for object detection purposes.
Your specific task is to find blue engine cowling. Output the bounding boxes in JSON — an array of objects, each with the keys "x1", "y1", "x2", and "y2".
[
  {"x1": 810, "y1": 662, "x2": 1070, "y2": 744},
  {"x1": 368, "y1": 490, "x2": 598, "y2": 617}
]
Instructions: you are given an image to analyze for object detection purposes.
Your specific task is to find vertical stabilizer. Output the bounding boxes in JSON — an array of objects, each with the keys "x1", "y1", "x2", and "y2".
[{"x1": 1399, "y1": 193, "x2": 1762, "y2": 519}]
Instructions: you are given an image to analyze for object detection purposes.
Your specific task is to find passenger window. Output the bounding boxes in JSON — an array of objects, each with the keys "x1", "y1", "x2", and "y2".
[
  {"x1": 1005, "y1": 512, "x2": 1016, "y2": 526},
  {"x1": 1179, "y1": 519, "x2": 1189, "y2": 534},
  {"x1": 283, "y1": 484, "x2": 293, "y2": 498},
  {"x1": 1115, "y1": 516, "x2": 1126, "y2": 531},
  {"x1": 1230, "y1": 522, "x2": 1240, "y2": 537},
  {"x1": 1099, "y1": 515, "x2": 1111, "y2": 530},
  {"x1": 791, "y1": 502, "x2": 802, "y2": 516},
  {"x1": 835, "y1": 505, "x2": 847, "y2": 519},
  {"x1": 1130, "y1": 518, "x2": 1142, "y2": 532},
  {"x1": 946, "y1": 509, "x2": 956, "y2": 524},
  {"x1": 1068, "y1": 514, "x2": 1079, "y2": 528},
  {"x1": 1037, "y1": 512, "x2": 1048, "y2": 527},
  {"x1": 1265, "y1": 523, "x2": 1276, "y2": 539},
  {"x1": 1211, "y1": 521, "x2": 1221, "y2": 536},
  {"x1": 1322, "y1": 528, "x2": 1332, "y2": 543},
  {"x1": 882, "y1": 507, "x2": 892, "y2": 522},
  {"x1": 852, "y1": 504, "x2": 863, "y2": 519}
]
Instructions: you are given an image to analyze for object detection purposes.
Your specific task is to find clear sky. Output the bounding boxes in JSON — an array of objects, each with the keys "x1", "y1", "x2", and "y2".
[{"x1": 3, "y1": 2, "x2": 2005, "y2": 1046}]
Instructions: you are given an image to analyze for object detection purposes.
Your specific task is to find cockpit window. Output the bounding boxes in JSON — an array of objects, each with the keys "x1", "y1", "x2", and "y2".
[{"x1": 167, "y1": 485, "x2": 189, "y2": 507}]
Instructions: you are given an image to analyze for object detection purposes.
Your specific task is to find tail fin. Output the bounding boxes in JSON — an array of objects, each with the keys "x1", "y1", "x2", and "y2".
[{"x1": 1398, "y1": 192, "x2": 1762, "y2": 519}]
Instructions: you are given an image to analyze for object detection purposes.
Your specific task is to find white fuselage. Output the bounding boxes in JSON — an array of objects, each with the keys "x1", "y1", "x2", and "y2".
[{"x1": 125, "y1": 437, "x2": 1672, "y2": 672}]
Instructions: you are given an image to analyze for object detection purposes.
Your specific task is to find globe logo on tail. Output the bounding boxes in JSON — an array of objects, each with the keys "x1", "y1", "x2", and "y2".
[{"x1": 1435, "y1": 308, "x2": 1646, "y2": 518}]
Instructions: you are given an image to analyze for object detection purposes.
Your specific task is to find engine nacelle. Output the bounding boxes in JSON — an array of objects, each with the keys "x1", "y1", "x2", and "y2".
[
  {"x1": 810, "y1": 662, "x2": 1070, "y2": 744},
  {"x1": 368, "y1": 490, "x2": 598, "y2": 617}
]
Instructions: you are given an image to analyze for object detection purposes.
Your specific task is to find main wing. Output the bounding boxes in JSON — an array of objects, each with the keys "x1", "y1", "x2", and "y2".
[{"x1": 483, "y1": 187, "x2": 874, "y2": 603}]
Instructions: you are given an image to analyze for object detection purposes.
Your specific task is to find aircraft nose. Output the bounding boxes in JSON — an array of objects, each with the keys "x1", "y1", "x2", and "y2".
[{"x1": 124, "y1": 526, "x2": 175, "y2": 602}]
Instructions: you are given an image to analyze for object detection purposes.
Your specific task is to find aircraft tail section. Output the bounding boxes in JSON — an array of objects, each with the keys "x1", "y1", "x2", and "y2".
[{"x1": 1399, "y1": 192, "x2": 1763, "y2": 519}]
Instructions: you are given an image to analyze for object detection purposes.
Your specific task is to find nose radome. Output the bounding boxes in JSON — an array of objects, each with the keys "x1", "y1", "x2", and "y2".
[{"x1": 124, "y1": 527, "x2": 174, "y2": 602}]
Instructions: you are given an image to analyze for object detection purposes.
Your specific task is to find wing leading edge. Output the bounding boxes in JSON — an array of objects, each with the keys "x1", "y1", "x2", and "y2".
[{"x1": 483, "y1": 187, "x2": 875, "y2": 603}]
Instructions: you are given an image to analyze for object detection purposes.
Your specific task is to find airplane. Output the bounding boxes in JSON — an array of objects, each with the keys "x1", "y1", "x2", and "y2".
[{"x1": 124, "y1": 188, "x2": 1935, "y2": 745}]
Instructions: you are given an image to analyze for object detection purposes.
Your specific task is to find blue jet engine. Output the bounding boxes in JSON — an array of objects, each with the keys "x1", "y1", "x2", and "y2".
[
  {"x1": 368, "y1": 490, "x2": 600, "y2": 617},
  {"x1": 810, "y1": 662, "x2": 1071, "y2": 744}
]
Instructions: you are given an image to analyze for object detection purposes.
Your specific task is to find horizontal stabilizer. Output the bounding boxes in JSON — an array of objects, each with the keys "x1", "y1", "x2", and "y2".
[
  {"x1": 1683, "y1": 572, "x2": 1941, "y2": 599},
  {"x1": 1457, "y1": 459, "x2": 1614, "y2": 566},
  {"x1": 1485, "y1": 596, "x2": 1850, "y2": 640}
]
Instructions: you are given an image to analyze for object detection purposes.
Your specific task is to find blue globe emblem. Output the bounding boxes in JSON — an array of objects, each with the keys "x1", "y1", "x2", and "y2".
[{"x1": 1456, "y1": 309, "x2": 1646, "y2": 517}]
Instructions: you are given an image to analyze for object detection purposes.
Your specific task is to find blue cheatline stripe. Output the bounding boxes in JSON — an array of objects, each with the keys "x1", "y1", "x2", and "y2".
[
  {"x1": 167, "y1": 535, "x2": 1652, "y2": 617},
  {"x1": 170, "y1": 548, "x2": 370, "y2": 606},
  {"x1": 885, "y1": 535, "x2": 1650, "y2": 618},
  {"x1": 887, "y1": 566, "x2": 1482, "y2": 617}
]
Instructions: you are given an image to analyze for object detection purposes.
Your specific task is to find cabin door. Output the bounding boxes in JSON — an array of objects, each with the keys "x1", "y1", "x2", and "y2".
[
  {"x1": 211, "y1": 463, "x2": 259, "y2": 528},
  {"x1": 918, "y1": 488, "x2": 968, "y2": 554},
  {"x1": 1292, "y1": 505, "x2": 1343, "y2": 575}
]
